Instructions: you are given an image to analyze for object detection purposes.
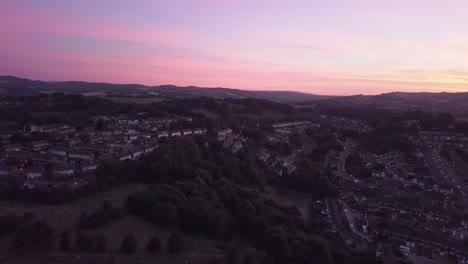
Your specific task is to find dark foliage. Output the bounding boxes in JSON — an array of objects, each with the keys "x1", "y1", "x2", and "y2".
[
  {"x1": 13, "y1": 220, "x2": 54, "y2": 249},
  {"x1": 121, "y1": 234, "x2": 138, "y2": 254},
  {"x1": 147, "y1": 236, "x2": 162, "y2": 253},
  {"x1": 60, "y1": 230, "x2": 71, "y2": 251},
  {"x1": 167, "y1": 231, "x2": 186, "y2": 254}
]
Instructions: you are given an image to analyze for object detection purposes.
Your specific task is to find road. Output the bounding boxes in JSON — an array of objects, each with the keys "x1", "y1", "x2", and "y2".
[
  {"x1": 325, "y1": 198, "x2": 368, "y2": 251},
  {"x1": 338, "y1": 199, "x2": 371, "y2": 242},
  {"x1": 336, "y1": 139, "x2": 356, "y2": 182}
]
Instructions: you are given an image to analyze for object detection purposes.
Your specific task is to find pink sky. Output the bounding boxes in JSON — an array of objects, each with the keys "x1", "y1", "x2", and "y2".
[{"x1": 1, "y1": 0, "x2": 468, "y2": 95}]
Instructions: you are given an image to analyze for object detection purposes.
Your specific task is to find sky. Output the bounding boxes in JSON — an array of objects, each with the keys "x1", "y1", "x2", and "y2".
[{"x1": 1, "y1": 0, "x2": 468, "y2": 95}]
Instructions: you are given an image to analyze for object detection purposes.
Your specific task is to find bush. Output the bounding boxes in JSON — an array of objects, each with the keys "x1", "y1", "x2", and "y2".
[
  {"x1": 121, "y1": 234, "x2": 137, "y2": 254},
  {"x1": 96, "y1": 232, "x2": 107, "y2": 251},
  {"x1": 167, "y1": 231, "x2": 185, "y2": 253},
  {"x1": 60, "y1": 230, "x2": 71, "y2": 251},
  {"x1": 147, "y1": 236, "x2": 161, "y2": 253},
  {"x1": 77, "y1": 231, "x2": 96, "y2": 251},
  {"x1": 13, "y1": 220, "x2": 54, "y2": 249}
]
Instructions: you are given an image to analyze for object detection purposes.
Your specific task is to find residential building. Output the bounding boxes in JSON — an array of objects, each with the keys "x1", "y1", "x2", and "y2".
[
  {"x1": 53, "y1": 165, "x2": 75, "y2": 177},
  {"x1": 26, "y1": 166, "x2": 45, "y2": 180},
  {"x1": 30, "y1": 153, "x2": 60, "y2": 165},
  {"x1": 31, "y1": 140, "x2": 51, "y2": 151},
  {"x1": 50, "y1": 146, "x2": 71, "y2": 159},
  {"x1": 118, "y1": 118, "x2": 139, "y2": 125},
  {"x1": 131, "y1": 148, "x2": 144, "y2": 160},
  {"x1": 157, "y1": 131, "x2": 169, "y2": 138},
  {"x1": 193, "y1": 128, "x2": 205, "y2": 135},
  {"x1": 2, "y1": 144, "x2": 23, "y2": 153},
  {"x1": 182, "y1": 129, "x2": 193, "y2": 136},
  {"x1": 89, "y1": 135, "x2": 103, "y2": 144},
  {"x1": 117, "y1": 152, "x2": 132, "y2": 161},
  {"x1": 77, "y1": 144, "x2": 113, "y2": 155},
  {"x1": 81, "y1": 161, "x2": 99, "y2": 174},
  {"x1": 0, "y1": 164, "x2": 11, "y2": 178},
  {"x1": 217, "y1": 128, "x2": 233, "y2": 141},
  {"x1": 68, "y1": 150, "x2": 95, "y2": 161},
  {"x1": 64, "y1": 137, "x2": 81, "y2": 147},
  {"x1": 170, "y1": 131, "x2": 182, "y2": 137},
  {"x1": 6, "y1": 151, "x2": 31, "y2": 163},
  {"x1": 143, "y1": 144, "x2": 156, "y2": 154}
]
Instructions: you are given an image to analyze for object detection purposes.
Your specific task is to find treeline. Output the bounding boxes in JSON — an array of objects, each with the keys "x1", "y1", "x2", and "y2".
[
  {"x1": 284, "y1": 159, "x2": 337, "y2": 196},
  {"x1": 0, "y1": 93, "x2": 299, "y2": 131},
  {"x1": 126, "y1": 179, "x2": 348, "y2": 263},
  {"x1": 345, "y1": 154, "x2": 372, "y2": 179},
  {"x1": 116, "y1": 136, "x2": 376, "y2": 263},
  {"x1": 78, "y1": 201, "x2": 122, "y2": 230},
  {"x1": 0, "y1": 212, "x2": 54, "y2": 249},
  {"x1": 96, "y1": 136, "x2": 271, "y2": 189}
]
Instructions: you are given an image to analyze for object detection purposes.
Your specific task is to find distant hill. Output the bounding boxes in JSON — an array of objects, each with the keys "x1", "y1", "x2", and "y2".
[
  {"x1": 0, "y1": 75, "x2": 331, "y2": 103},
  {"x1": 318, "y1": 91, "x2": 468, "y2": 117}
]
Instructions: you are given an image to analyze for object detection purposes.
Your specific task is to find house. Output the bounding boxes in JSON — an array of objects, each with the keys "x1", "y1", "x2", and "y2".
[
  {"x1": 0, "y1": 164, "x2": 11, "y2": 179},
  {"x1": 36, "y1": 124, "x2": 69, "y2": 133},
  {"x1": 170, "y1": 131, "x2": 182, "y2": 137},
  {"x1": 131, "y1": 148, "x2": 144, "y2": 160},
  {"x1": 217, "y1": 128, "x2": 233, "y2": 141},
  {"x1": 118, "y1": 118, "x2": 139, "y2": 125},
  {"x1": 3, "y1": 144, "x2": 23, "y2": 153},
  {"x1": 50, "y1": 146, "x2": 71, "y2": 159},
  {"x1": 81, "y1": 161, "x2": 99, "y2": 174},
  {"x1": 31, "y1": 140, "x2": 51, "y2": 151},
  {"x1": 0, "y1": 133, "x2": 12, "y2": 144},
  {"x1": 53, "y1": 165, "x2": 75, "y2": 177},
  {"x1": 139, "y1": 133, "x2": 152, "y2": 139},
  {"x1": 100, "y1": 131, "x2": 114, "y2": 138},
  {"x1": 193, "y1": 128, "x2": 205, "y2": 135},
  {"x1": 182, "y1": 129, "x2": 193, "y2": 136},
  {"x1": 68, "y1": 150, "x2": 95, "y2": 161},
  {"x1": 126, "y1": 133, "x2": 139, "y2": 142},
  {"x1": 89, "y1": 135, "x2": 103, "y2": 144},
  {"x1": 117, "y1": 152, "x2": 133, "y2": 161},
  {"x1": 30, "y1": 153, "x2": 60, "y2": 165},
  {"x1": 6, "y1": 151, "x2": 31, "y2": 163},
  {"x1": 143, "y1": 144, "x2": 157, "y2": 154},
  {"x1": 64, "y1": 137, "x2": 81, "y2": 147},
  {"x1": 26, "y1": 166, "x2": 45, "y2": 180},
  {"x1": 439, "y1": 184, "x2": 453, "y2": 195},
  {"x1": 0, "y1": 165, "x2": 21, "y2": 179},
  {"x1": 157, "y1": 131, "x2": 169, "y2": 139},
  {"x1": 77, "y1": 144, "x2": 113, "y2": 155}
]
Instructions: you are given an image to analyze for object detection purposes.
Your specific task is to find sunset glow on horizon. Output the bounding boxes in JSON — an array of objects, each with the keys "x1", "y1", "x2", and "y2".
[{"x1": 1, "y1": 0, "x2": 468, "y2": 95}]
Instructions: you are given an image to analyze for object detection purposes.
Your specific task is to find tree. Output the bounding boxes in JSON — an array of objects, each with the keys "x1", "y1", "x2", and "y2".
[
  {"x1": 60, "y1": 230, "x2": 71, "y2": 251},
  {"x1": 78, "y1": 213, "x2": 89, "y2": 229},
  {"x1": 147, "y1": 236, "x2": 161, "y2": 253},
  {"x1": 14, "y1": 220, "x2": 54, "y2": 249},
  {"x1": 121, "y1": 234, "x2": 137, "y2": 254},
  {"x1": 77, "y1": 231, "x2": 96, "y2": 251},
  {"x1": 167, "y1": 231, "x2": 185, "y2": 253},
  {"x1": 435, "y1": 112, "x2": 455, "y2": 130},
  {"x1": 102, "y1": 200, "x2": 112, "y2": 211},
  {"x1": 161, "y1": 202, "x2": 179, "y2": 226},
  {"x1": 96, "y1": 232, "x2": 107, "y2": 251}
]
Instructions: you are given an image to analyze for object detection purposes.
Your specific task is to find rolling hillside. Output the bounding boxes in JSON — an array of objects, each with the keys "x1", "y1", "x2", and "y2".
[{"x1": 0, "y1": 76, "x2": 331, "y2": 103}]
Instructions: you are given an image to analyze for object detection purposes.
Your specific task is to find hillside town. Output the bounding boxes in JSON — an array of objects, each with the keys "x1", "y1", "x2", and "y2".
[
  {"x1": 0, "y1": 95, "x2": 467, "y2": 264},
  {"x1": 0, "y1": 116, "x2": 206, "y2": 190}
]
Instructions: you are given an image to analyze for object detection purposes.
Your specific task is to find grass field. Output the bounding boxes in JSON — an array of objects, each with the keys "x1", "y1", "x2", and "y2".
[
  {"x1": 105, "y1": 97, "x2": 166, "y2": 104},
  {"x1": 0, "y1": 183, "x2": 226, "y2": 264},
  {"x1": 82, "y1": 92, "x2": 107, "y2": 97}
]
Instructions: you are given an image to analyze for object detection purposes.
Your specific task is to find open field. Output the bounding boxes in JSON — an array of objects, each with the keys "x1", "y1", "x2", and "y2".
[
  {"x1": 105, "y1": 97, "x2": 166, "y2": 104},
  {"x1": 82, "y1": 91, "x2": 107, "y2": 97},
  {"x1": 265, "y1": 186, "x2": 310, "y2": 221},
  {"x1": 0, "y1": 183, "x2": 226, "y2": 264}
]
